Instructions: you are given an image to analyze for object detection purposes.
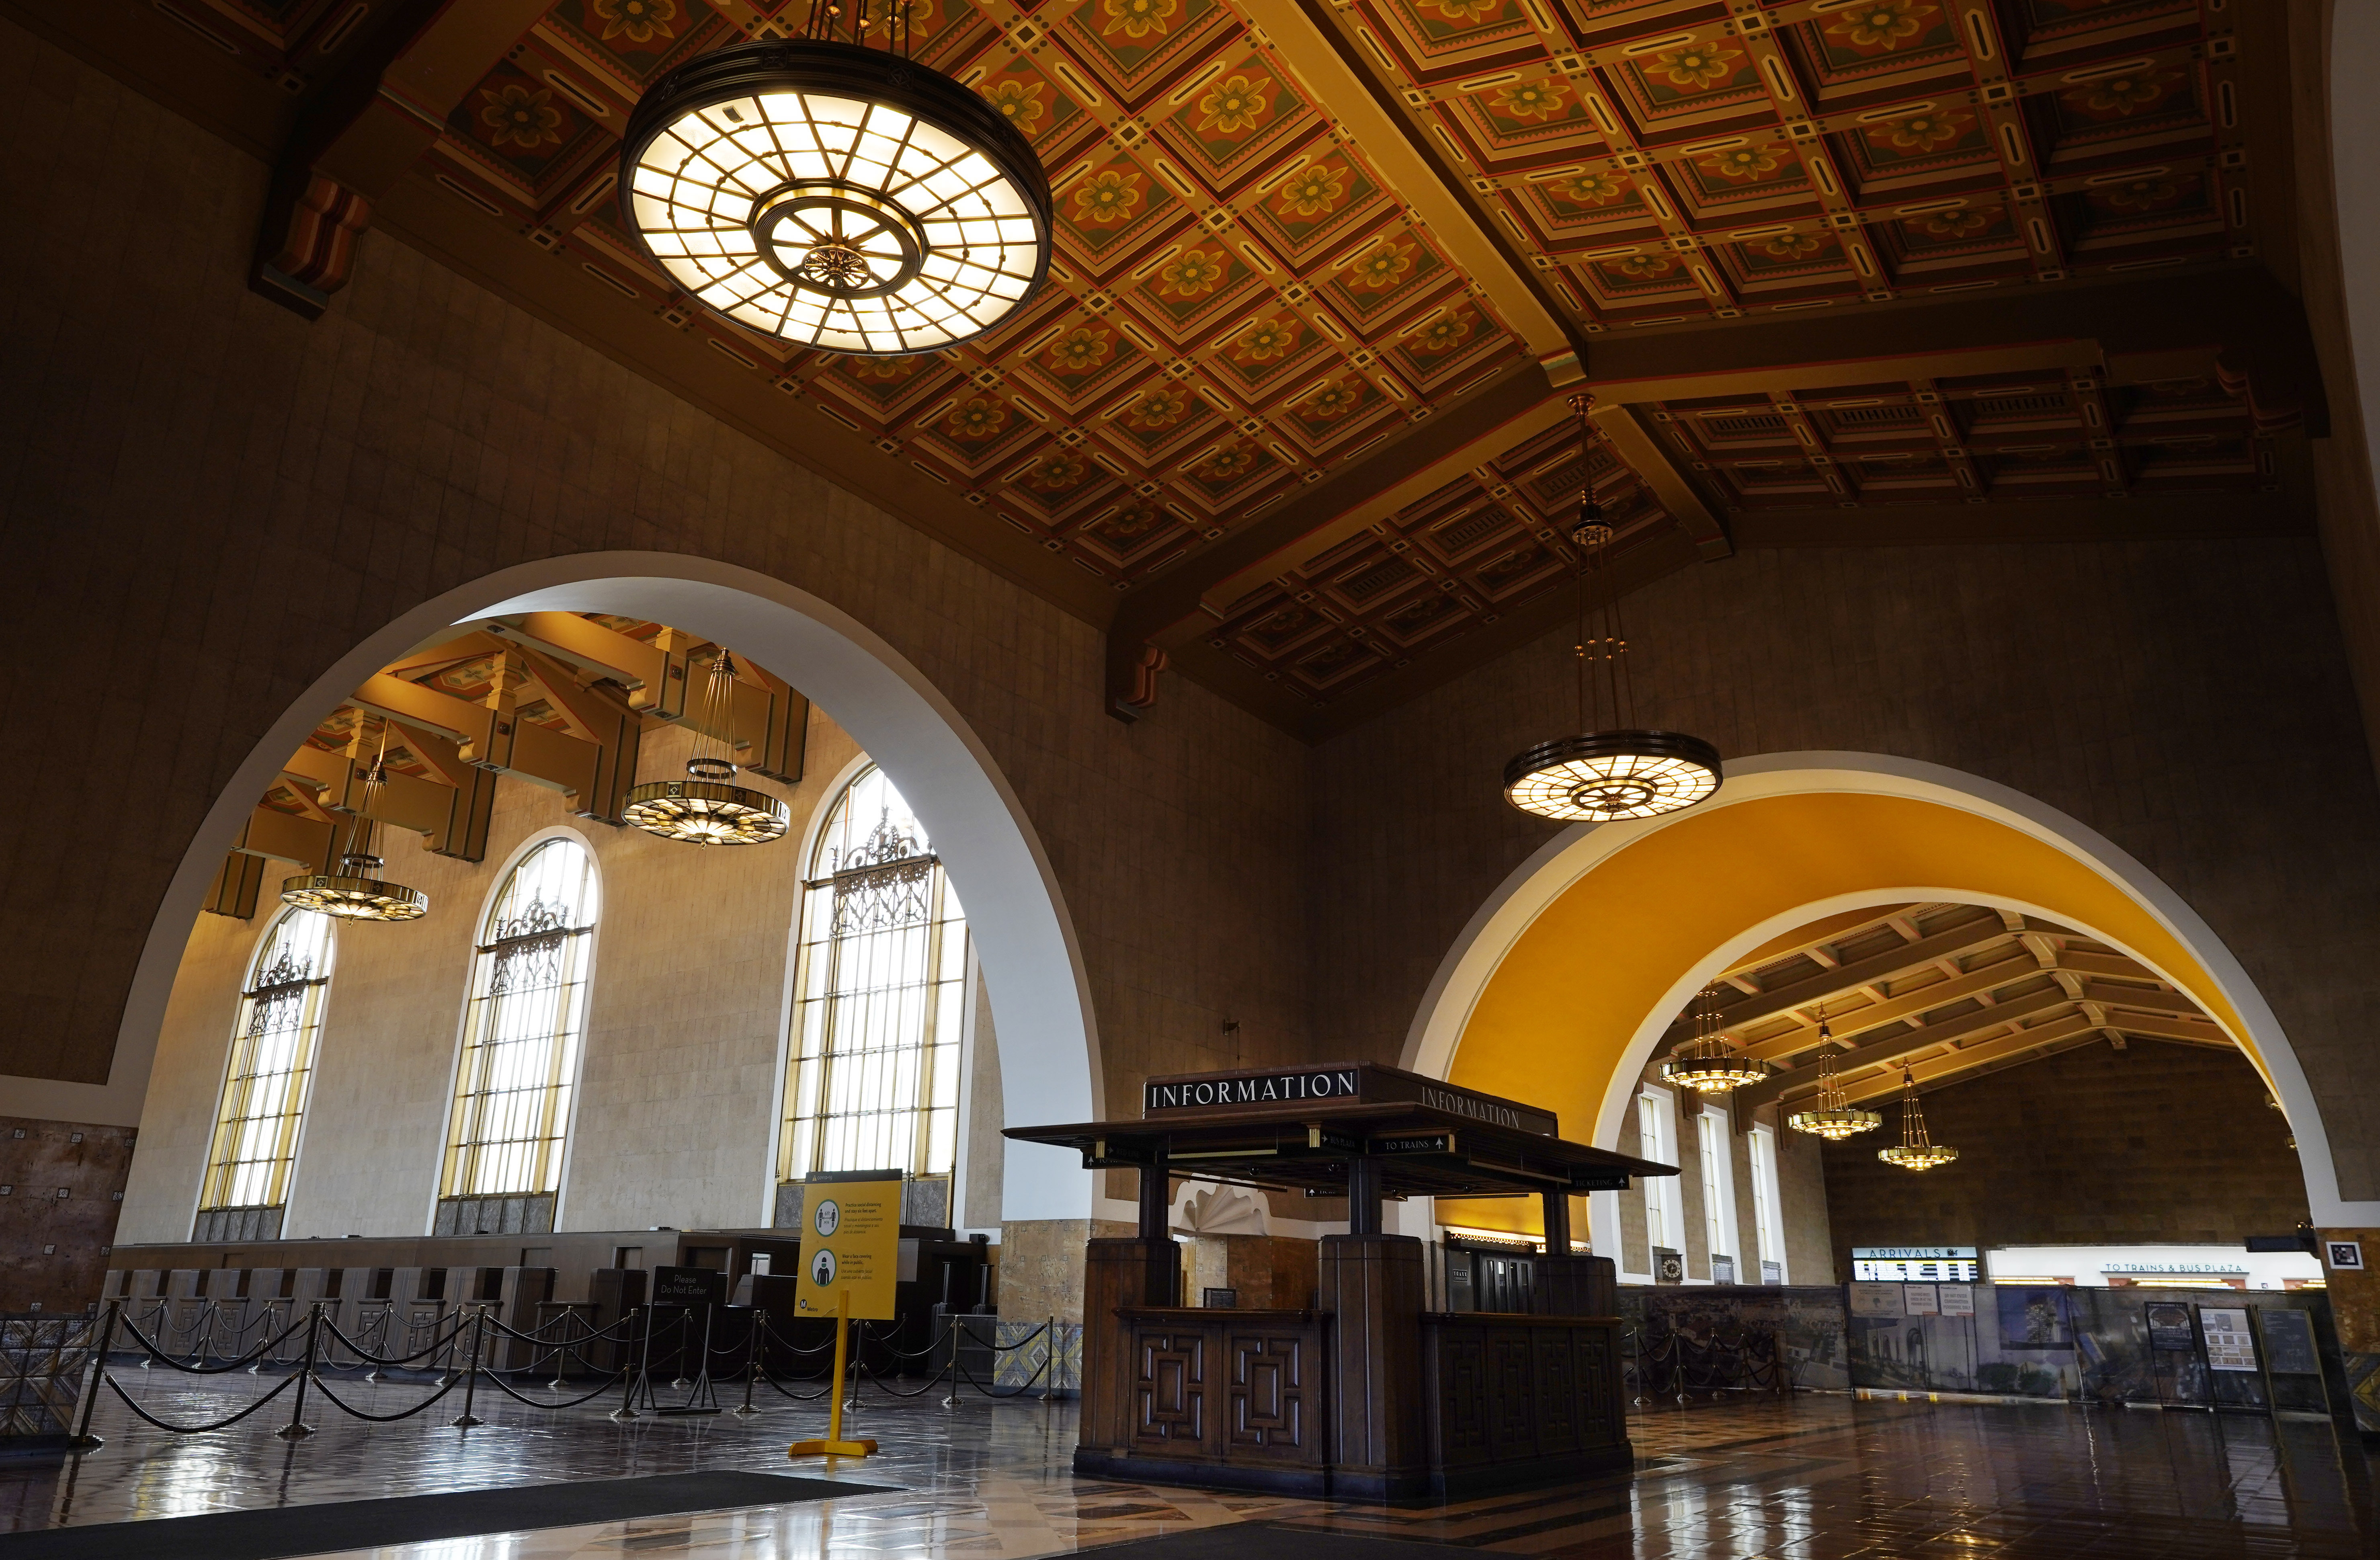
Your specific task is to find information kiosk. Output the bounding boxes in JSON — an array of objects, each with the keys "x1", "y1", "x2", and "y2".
[{"x1": 1006, "y1": 1062, "x2": 1677, "y2": 1497}]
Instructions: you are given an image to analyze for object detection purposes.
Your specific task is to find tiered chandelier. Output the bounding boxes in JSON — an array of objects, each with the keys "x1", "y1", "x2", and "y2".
[
  {"x1": 619, "y1": 1, "x2": 1052, "y2": 355},
  {"x1": 1877, "y1": 1066, "x2": 1958, "y2": 1171},
  {"x1": 1660, "y1": 986, "x2": 1771, "y2": 1094},
  {"x1": 281, "y1": 726, "x2": 428, "y2": 922},
  {"x1": 1504, "y1": 395, "x2": 1722, "y2": 822},
  {"x1": 1786, "y1": 1014, "x2": 1882, "y2": 1140},
  {"x1": 624, "y1": 650, "x2": 791, "y2": 847}
]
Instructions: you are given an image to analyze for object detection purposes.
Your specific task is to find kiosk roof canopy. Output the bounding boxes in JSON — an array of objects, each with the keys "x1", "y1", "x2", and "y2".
[{"x1": 1003, "y1": 1062, "x2": 1675, "y2": 1199}]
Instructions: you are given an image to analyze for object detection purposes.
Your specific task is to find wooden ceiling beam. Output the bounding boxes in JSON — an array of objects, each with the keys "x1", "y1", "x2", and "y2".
[
  {"x1": 251, "y1": 0, "x2": 551, "y2": 316},
  {"x1": 1751, "y1": 985, "x2": 2076, "y2": 1110},
  {"x1": 1709, "y1": 913, "x2": 2015, "y2": 1036},
  {"x1": 1576, "y1": 267, "x2": 2326, "y2": 437},
  {"x1": 2101, "y1": 1011, "x2": 2233, "y2": 1048},
  {"x1": 1833, "y1": 1012, "x2": 2102, "y2": 1106},
  {"x1": 1736, "y1": 946, "x2": 2042, "y2": 1061},
  {"x1": 1595, "y1": 404, "x2": 1729, "y2": 560}
]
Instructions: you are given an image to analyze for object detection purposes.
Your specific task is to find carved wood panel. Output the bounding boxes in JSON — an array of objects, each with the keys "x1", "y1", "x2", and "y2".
[
  {"x1": 1531, "y1": 1326, "x2": 1580, "y2": 1454},
  {"x1": 1133, "y1": 1328, "x2": 1207, "y2": 1451},
  {"x1": 1228, "y1": 1330, "x2": 1309, "y2": 1455}
]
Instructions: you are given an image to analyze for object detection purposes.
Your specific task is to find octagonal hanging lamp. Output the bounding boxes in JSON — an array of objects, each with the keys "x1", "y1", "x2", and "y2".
[
  {"x1": 623, "y1": 648, "x2": 790, "y2": 847},
  {"x1": 281, "y1": 726, "x2": 429, "y2": 923},
  {"x1": 1503, "y1": 394, "x2": 1722, "y2": 822},
  {"x1": 1877, "y1": 1065, "x2": 1958, "y2": 1171},
  {"x1": 1660, "y1": 986, "x2": 1772, "y2": 1094},
  {"x1": 618, "y1": 0, "x2": 1052, "y2": 355},
  {"x1": 1786, "y1": 1013, "x2": 1883, "y2": 1140}
]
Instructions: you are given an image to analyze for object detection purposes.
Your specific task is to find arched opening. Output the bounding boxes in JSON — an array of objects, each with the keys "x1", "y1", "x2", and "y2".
[
  {"x1": 111, "y1": 553, "x2": 1100, "y2": 1223},
  {"x1": 1405, "y1": 754, "x2": 2356, "y2": 1240}
]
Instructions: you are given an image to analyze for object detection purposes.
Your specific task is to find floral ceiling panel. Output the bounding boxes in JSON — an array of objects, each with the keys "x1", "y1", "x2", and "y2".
[{"x1": 161, "y1": 0, "x2": 2260, "y2": 713}]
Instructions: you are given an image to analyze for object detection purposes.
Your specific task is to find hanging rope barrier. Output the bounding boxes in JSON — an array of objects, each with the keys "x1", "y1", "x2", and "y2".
[{"x1": 63, "y1": 1298, "x2": 1071, "y2": 1449}]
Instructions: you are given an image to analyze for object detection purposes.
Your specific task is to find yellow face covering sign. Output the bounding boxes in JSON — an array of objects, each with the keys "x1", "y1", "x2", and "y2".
[{"x1": 795, "y1": 1175, "x2": 902, "y2": 1320}]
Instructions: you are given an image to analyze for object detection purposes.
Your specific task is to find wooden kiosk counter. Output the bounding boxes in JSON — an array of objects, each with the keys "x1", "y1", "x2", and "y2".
[{"x1": 1006, "y1": 1063, "x2": 1677, "y2": 1498}]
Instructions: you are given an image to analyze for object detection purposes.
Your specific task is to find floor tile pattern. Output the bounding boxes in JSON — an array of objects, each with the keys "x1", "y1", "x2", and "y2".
[{"x1": 2, "y1": 1372, "x2": 2373, "y2": 1558}]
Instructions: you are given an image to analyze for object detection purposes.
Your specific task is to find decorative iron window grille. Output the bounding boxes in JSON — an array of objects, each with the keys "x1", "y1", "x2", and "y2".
[
  {"x1": 781, "y1": 765, "x2": 969, "y2": 1182},
  {"x1": 439, "y1": 839, "x2": 598, "y2": 1204},
  {"x1": 198, "y1": 909, "x2": 335, "y2": 1225}
]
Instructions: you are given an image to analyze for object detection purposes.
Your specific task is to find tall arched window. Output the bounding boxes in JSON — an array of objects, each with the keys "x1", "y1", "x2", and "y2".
[
  {"x1": 197, "y1": 908, "x2": 336, "y2": 1242},
  {"x1": 436, "y1": 836, "x2": 598, "y2": 1236},
  {"x1": 779, "y1": 765, "x2": 969, "y2": 1217}
]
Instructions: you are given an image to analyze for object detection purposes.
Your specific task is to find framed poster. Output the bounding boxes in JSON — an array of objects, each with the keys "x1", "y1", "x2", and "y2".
[
  {"x1": 1996, "y1": 1285, "x2": 2073, "y2": 1349},
  {"x1": 2257, "y1": 1308, "x2": 2321, "y2": 1376},
  {"x1": 1849, "y1": 1282, "x2": 1904, "y2": 1318},
  {"x1": 1904, "y1": 1284, "x2": 1939, "y2": 1316},
  {"x1": 2145, "y1": 1303, "x2": 2196, "y2": 1351},
  {"x1": 1938, "y1": 1284, "x2": 1975, "y2": 1317},
  {"x1": 2199, "y1": 1307, "x2": 2258, "y2": 1371},
  {"x1": 2326, "y1": 1239, "x2": 2364, "y2": 1271}
]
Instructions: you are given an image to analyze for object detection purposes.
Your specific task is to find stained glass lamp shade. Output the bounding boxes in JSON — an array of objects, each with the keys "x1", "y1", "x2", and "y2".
[{"x1": 620, "y1": 40, "x2": 1052, "y2": 355}]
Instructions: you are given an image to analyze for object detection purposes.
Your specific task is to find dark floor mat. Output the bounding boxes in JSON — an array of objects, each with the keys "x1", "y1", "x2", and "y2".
[
  {"x1": 0, "y1": 1469, "x2": 895, "y2": 1560},
  {"x1": 1074, "y1": 1523, "x2": 1483, "y2": 1560}
]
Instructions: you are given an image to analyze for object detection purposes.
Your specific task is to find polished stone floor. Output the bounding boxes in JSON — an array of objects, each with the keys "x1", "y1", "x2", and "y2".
[{"x1": 2, "y1": 1373, "x2": 2374, "y2": 1558}]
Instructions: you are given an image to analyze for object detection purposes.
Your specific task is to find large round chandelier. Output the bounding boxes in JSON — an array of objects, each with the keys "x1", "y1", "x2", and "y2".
[
  {"x1": 1660, "y1": 986, "x2": 1771, "y2": 1093},
  {"x1": 619, "y1": 8, "x2": 1052, "y2": 355},
  {"x1": 1877, "y1": 1066, "x2": 1958, "y2": 1171},
  {"x1": 281, "y1": 728, "x2": 428, "y2": 922},
  {"x1": 1504, "y1": 395, "x2": 1721, "y2": 822},
  {"x1": 1786, "y1": 1017, "x2": 1882, "y2": 1140},
  {"x1": 624, "y1": 649, "x2": 790, "y2": 847}
]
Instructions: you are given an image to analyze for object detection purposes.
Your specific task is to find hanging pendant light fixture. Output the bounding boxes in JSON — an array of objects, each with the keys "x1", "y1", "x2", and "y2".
[
  {"x1": 1661, "y1": 985, "x2": 1773, "y2": 1093},
  {"x1": 281, "y1": 725, "x2": 429, "y2": 922},
  {"x1": 618, "y1": 2, "x2": 1052, "y2": 355},
  {"x1": 1504, "y1": 394, "x2": 1722, "y2": 822},
  {"x1": 623, "y1": 649, "x2": 791, "y2": 847},
  {"x1": 1877, "y1": 1065, "x2": 1958, "y2": 1171},
  {"x1": 1786, "y1": 1011, "x2": 1883, "y2": 1139}
]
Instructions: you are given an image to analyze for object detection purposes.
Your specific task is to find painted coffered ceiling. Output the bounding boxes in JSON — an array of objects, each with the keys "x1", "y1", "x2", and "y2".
[{"x1": 19, "y1": 0, "x2": 2328, "y2": 736}]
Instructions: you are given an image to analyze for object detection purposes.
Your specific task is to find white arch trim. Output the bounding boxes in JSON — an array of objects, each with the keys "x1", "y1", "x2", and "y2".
[
  {"x1": 30, "y1": 553, "x2": 1100, "y2": 1222},
  {"x1": 1401, "y1": 752, "x2": 2367, "y2": 1227}
]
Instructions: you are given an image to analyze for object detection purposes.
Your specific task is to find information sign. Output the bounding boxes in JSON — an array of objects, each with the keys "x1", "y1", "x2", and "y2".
[
  {"x1": 1937, "y1": 1285, "x2": 1975, "y2": 1318},
  {"x1": 2200, "y1": 1307, "x2": 2259, "y2": 1371},
  {"x1": 2258, "y1": 1308, "x2": 2321, "y2": 1376},
  {"x1": 1903, "y1": 1284, "x2": 1939, "y2": 1316},
  {"x1": 1849, "y1": 1282, "x2": 1904, "y2": 1318},
  {"x1": 794, "y1": 1174, "x2": 902, "y2": 1320}
]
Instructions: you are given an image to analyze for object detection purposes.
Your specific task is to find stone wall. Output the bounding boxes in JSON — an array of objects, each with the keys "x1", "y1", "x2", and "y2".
[
  {"x1": 1819, "y1": 1039, "x2": 2310, "y2": 1277},
  {"x1": 0, "y1": 1117, "x2": 135, "y2": 1311}
]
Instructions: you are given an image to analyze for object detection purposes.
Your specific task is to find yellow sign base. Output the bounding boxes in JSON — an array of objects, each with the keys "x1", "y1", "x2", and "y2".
[
  {"x1": 787, "y1": 1289, "x2": 876, "y2": 1462},
  {"x1": 787, "y1": 1437, "x2": 877, "y2": 1456}
]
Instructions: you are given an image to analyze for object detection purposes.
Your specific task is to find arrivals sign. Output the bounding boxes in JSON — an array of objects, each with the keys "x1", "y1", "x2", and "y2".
[
  {"x1": 1851, "y1": 1246, "x2": 1980, "y2": 1283},
  {"x1": 794, "y1": 1173, "x2": 902, "y2": 1321},
  {"x1": 1142, "y1": 1063, "x2": 1558, "y2": 1136}
]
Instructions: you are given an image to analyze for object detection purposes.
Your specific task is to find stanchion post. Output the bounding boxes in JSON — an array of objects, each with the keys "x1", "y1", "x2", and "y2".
[
  {"x1": 733, "y1": 1308, "x2": 761, "y2": 1418},
  {"x1": 611, "y1": 1305, "x2": 644, "y2": 1422},
  {"x1": 276, "y1": 1303, "x2": 320, "y2": 1440},
  {"x1": 1043, "y1": 1314, "x2": 1058, "y2": 1403},
  {"x1": 452, "y1": 1305, "x2": 487, "y2": 1428},
  {"x1": 67, "y1": 1302, "x2": 117, "y2": 1452},
  {"x1": 941, "y1": 1312, "x2": 961, "y2": 1408},
  {"x1": 787, "y1": 1289, "x2": 874, "y2": 1458}
]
